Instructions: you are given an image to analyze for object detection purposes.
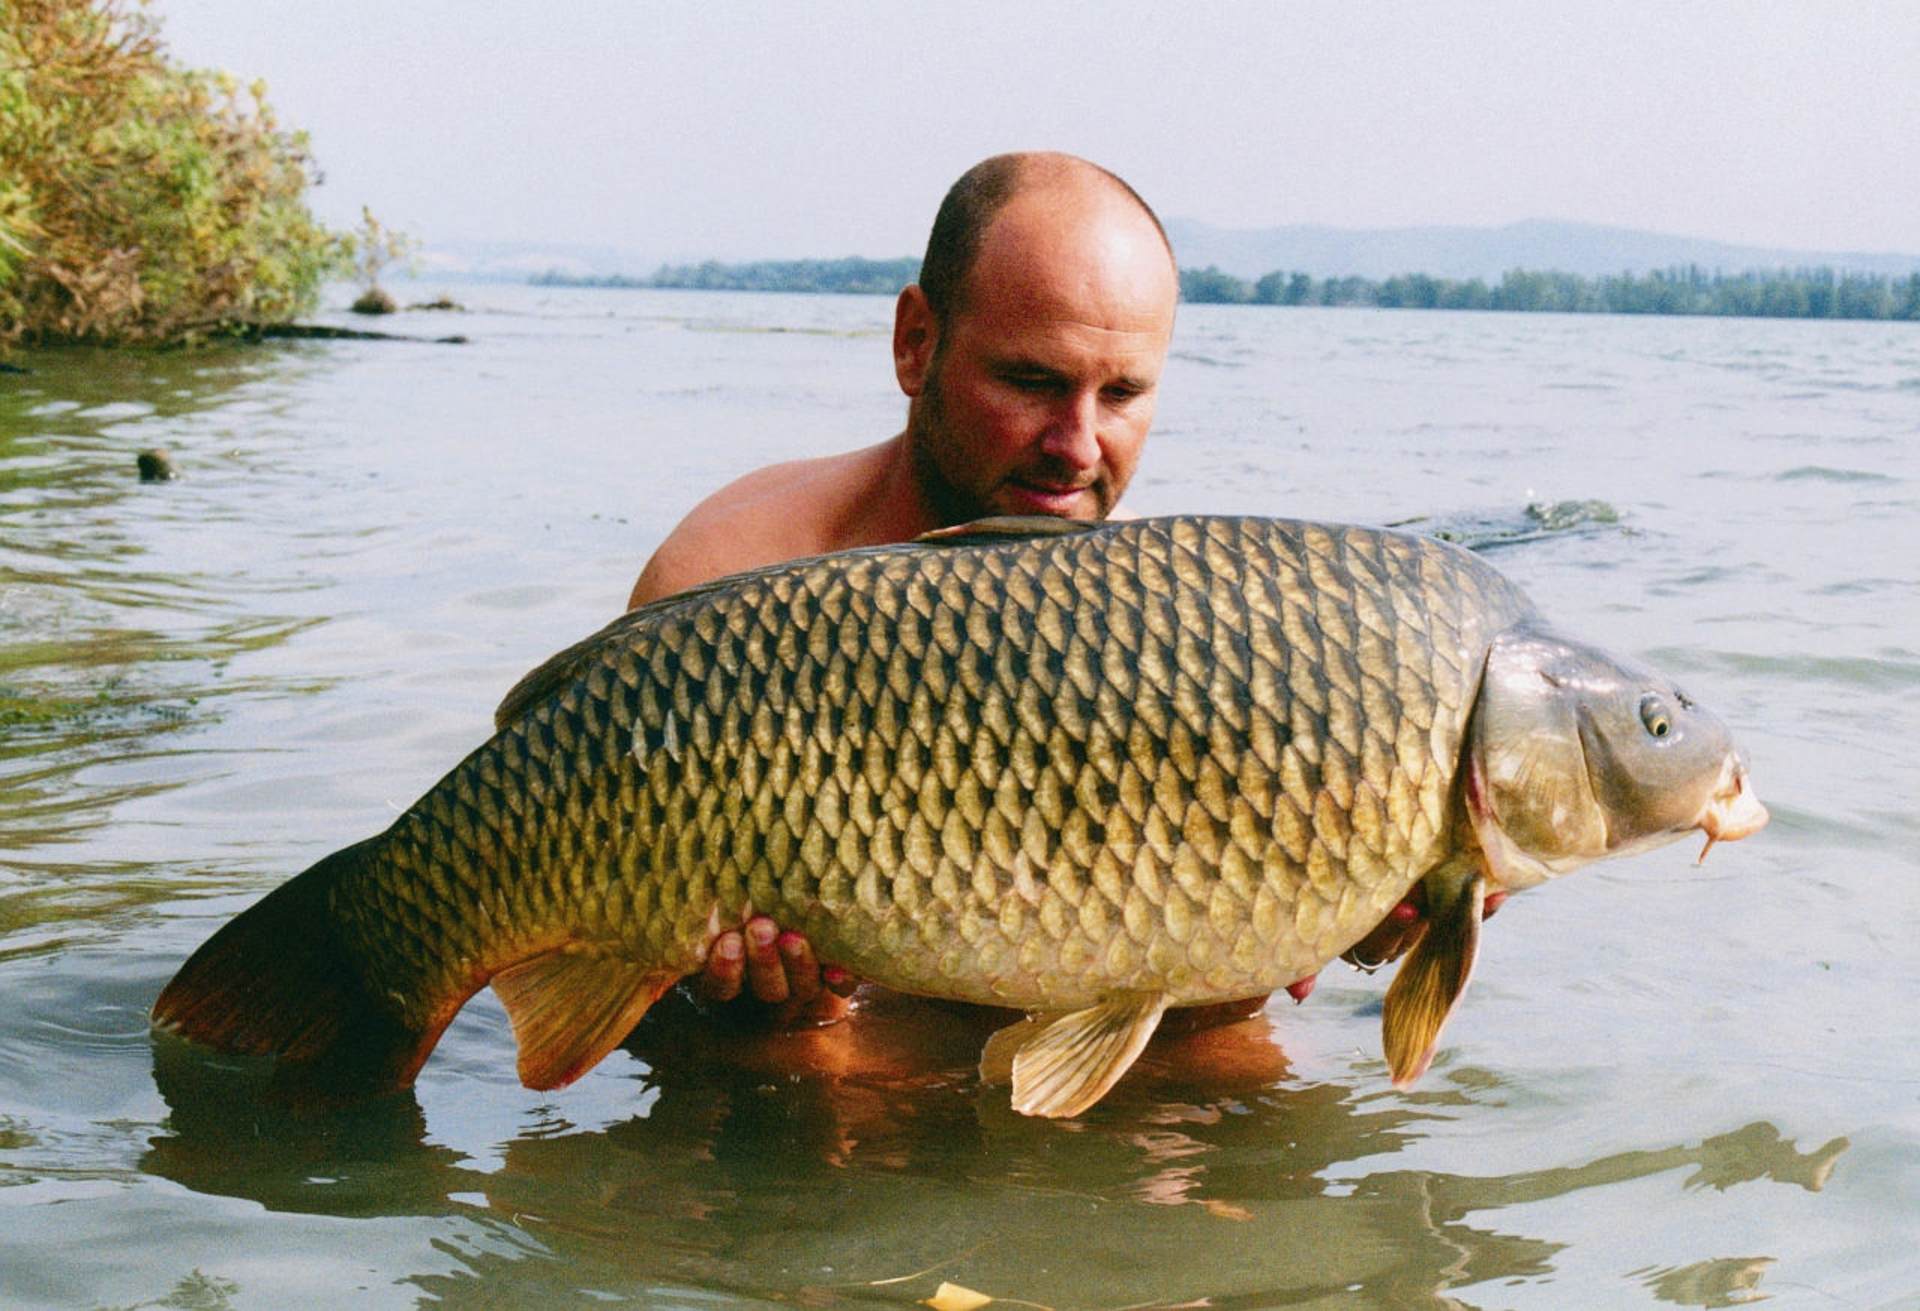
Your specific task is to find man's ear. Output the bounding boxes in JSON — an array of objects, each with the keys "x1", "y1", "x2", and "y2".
[{"x1": 893, "y1": 284, "x2": 938, "y2": 397}]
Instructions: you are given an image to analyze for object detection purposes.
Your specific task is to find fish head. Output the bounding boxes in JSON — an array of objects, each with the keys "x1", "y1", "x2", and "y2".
[{"x1": 1467, "y1": 625, "x2": 1768, "y2": 890}]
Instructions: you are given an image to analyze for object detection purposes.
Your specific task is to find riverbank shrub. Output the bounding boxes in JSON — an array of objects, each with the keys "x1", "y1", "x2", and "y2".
[
  {"x1": 0, "y1": 0, "x2": 347, "y2": 347},
  {"x1": 347, "y1": 206, "x2": 412, "y2": 313}
]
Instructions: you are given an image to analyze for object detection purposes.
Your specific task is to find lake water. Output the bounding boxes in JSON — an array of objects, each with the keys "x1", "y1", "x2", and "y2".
[{"x1": 1, "y1": 288, "x2": 1915, "y2": 1309}]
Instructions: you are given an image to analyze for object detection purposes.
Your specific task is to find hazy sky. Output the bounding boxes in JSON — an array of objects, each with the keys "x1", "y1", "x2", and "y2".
[{"x1": 156, "y1": 1, "x2": 1920, "y2": 263}]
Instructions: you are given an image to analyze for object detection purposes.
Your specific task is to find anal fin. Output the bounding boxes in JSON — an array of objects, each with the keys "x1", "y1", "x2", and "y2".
[
  {"x1": 979, "y1": 1014, "x2": 1048, "y2": 1086},
  {"x1": 1381, "y1": 871, "x2": 1485, "y2": 1088},
  {"x1": 979, "y1": 994, "x2": 1168, "y2": 1118},
  {"x1": 491, "y1": 947, "x2": 675, "y2": 1091}
]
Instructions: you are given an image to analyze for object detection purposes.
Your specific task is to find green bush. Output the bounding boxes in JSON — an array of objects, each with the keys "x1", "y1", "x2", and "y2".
[{"x1": 0, "y1": 0, "x2": 348, "y2": 346}]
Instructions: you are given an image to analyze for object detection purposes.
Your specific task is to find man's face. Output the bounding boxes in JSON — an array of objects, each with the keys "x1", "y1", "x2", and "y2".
[{"x1": 900, "y1": 186, "x2": 1179, "y2": 524}]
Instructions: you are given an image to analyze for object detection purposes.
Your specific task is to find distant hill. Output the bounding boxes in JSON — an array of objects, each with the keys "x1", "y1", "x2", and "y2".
[
  {"x1": 1163, "y1": 217, "x2": 1920, "y2": 281},
  {"x1": 406, "y1": 239, "x2": 655, "y2": 283}
]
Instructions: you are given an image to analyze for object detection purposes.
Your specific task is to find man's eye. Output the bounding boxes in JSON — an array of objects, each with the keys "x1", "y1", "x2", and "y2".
[{"x1": 1103, "y1": 385, "x2": 1142, "y2": 404}]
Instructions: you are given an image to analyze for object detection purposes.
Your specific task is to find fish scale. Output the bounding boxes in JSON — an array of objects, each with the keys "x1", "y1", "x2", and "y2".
[{"x1": 313, "y1": 516, "x2": 1533, "y2": 1029}]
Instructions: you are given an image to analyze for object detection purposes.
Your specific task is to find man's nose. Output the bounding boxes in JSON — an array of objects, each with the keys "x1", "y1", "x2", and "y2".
[{"x1": 1041, "y1": 390, "x2": 1101, "y2": 471}]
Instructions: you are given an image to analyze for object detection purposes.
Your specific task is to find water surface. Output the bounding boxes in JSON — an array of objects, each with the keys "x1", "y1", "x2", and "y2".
[{"x1": 2, "y1": 291, "x2": 1914, "y2": 1308}]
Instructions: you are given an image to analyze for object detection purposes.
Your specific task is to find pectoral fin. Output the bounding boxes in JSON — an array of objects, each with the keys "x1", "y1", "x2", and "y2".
[
  {"x1": 1381, "y1": 872, "x2": 1485, "y2": 1088},
  {"x1": 979, "y1": 994, "x2": 1168, "y2": 1118},
  {"x1": 491, "y1": 947, "x2": 676, "y2": 1091}
]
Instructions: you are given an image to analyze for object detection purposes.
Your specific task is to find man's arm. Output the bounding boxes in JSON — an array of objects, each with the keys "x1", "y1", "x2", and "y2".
[
  {"x1": 629, "y1": 471, "x2": 819, "y2": 610},
  {"x1": 629, "y1": 439, "x2": 921, "y2": 610},
  {"x1": 628, "y1": 529, "x2": 718, "y2": 610}
]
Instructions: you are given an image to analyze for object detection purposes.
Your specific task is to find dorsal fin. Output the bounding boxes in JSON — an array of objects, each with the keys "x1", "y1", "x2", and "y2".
[
  {"x1": 498, "y1": 518, "x2": 1101, "y2": 728},
  {"x1": 494, "y1": 556, "x2": 847, "y2": 730},
  {"x1": 494, "y1": 619, "x2": 624, "y2": 731},
  {"x1": 490, "y1": 946, "x2": 676, "y2": 1090},
  {"x1": 914, "y1": 515, "x2": 1103, "y2": 548},
  {"x1": 978, "y1": 993, "x2": 1167, "y2": 1117},
  {"x1": 492, "y1": 573, "x2": 742, "y2": 729}
]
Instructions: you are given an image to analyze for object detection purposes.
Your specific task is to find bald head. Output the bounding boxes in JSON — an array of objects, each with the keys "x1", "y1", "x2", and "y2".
[
  {"x1": 888, "y1": 152, "x2": 1177, "y2": 529},
  {"x1": 918, "y1": 152, "x2": 1175, "y2": 325}
]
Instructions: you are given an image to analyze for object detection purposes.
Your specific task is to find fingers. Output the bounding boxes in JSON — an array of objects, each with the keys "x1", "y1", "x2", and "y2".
[
  {"x1": 698, "y1": 917, "x2": 861, "y2": 1028},
  {"x1": 822, "y1": 965, "x2": 857, "y2": 997},
  {"x1": 743, "y1": 917, "x2": 789, "y2": 1005},
  {"x1": 777, "y1": 931, "x2": 821, "y2": 1006},
  {"x1": 697, "y1": 931, "x2": 746, "y2": 1002},
  {"x1": 1339, "y1": 885, "x2": 1505, "y2": 974},
  {"x1": 1341, "y1": 899, "x2": 1424, "y2": 971}
]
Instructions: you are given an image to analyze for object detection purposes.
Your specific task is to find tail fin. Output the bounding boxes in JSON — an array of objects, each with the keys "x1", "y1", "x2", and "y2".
[{"x1": 151, "y1": 839, "x2": 444, "y2": 1098}]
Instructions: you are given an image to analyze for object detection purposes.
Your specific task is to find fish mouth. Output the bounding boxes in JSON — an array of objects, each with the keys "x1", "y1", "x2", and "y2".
[{"x1": 1696, "y1": 754, "x2": 1769, "y2": 863}]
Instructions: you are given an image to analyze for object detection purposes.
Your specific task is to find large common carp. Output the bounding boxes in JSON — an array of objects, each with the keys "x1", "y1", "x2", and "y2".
[{"x1": 153, "y1": 516, "x2": 1766, "y2": 1116}]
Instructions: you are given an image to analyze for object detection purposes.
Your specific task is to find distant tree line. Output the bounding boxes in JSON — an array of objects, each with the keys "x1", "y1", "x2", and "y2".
[
  {"x1": 534, "y1": 256, "x2": 920, "y2": 295},
  {"x1": 535, "y1": 256, "x2": 1920, "y2": 323},
  {"x1": 1179, "y1": 263, "x2": 1920, "y2": 320}
]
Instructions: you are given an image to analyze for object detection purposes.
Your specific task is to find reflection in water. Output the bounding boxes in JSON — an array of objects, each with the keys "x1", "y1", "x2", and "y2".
[
  {"x1": 98, "y1": 1270, "x2": 242, "y2": 1311},
  {"x1": 143, "y1": 993, "x2": 1847, "y2": 1308},
  {"x1": 1635, "y1": 1256, "x2": 1773, "y2": 1308}
]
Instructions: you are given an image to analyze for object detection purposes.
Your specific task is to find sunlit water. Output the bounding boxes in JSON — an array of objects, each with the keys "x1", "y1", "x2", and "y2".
[{"x1": 1, "y1": 289, "x2": 1914, "y2": 1309}]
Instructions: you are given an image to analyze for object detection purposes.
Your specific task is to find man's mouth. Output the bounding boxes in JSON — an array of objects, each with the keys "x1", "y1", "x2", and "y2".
[{"x1": 1005, "y1": 478, "x2": 1097, "y2": 515}]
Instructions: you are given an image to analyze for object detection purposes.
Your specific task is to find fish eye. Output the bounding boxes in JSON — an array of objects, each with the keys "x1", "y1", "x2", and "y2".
[{"x1": 1639, "y1": 694, "x2": 1673, "y2": 739}]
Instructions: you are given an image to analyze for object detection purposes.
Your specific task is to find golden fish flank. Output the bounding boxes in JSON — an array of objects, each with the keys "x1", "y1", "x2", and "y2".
[{"x1": 151, "y1": 515, "x2": 1766, "y2": 1117}]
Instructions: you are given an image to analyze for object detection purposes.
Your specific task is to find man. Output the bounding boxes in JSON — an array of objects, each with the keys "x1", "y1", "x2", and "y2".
[
  {"x1": 635, "y1": 151, "x2": 1442, "y2": 1028},
  {"x1": 630, "y1": 151, "x2": 1173, "y2": 604}
]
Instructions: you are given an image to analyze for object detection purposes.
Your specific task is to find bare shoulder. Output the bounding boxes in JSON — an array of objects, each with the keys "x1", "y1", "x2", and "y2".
[{"x1": 628, "y1": 444, "x2": 894, "y2": 609}]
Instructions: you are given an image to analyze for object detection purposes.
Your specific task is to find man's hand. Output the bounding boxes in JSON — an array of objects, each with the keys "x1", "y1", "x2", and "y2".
[
  {"x1": 1336, "y1": 887, "x2": 1509, "y2": 974},
  {"x1": 696, "y1": 916, "x2": 855, "y2": 1028},
  {"x1": 1282, "y1": 888, "x2": 1508, "y2": 1004}
]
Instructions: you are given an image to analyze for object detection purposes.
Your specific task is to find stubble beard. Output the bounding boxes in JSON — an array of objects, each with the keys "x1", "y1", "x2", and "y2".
[
  {"x1": 906, "y1": 354, "x2": 1113, "y2": 527},
  {"x1": 906, "y1": 355, "x2": 994, "y2": 527}
]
